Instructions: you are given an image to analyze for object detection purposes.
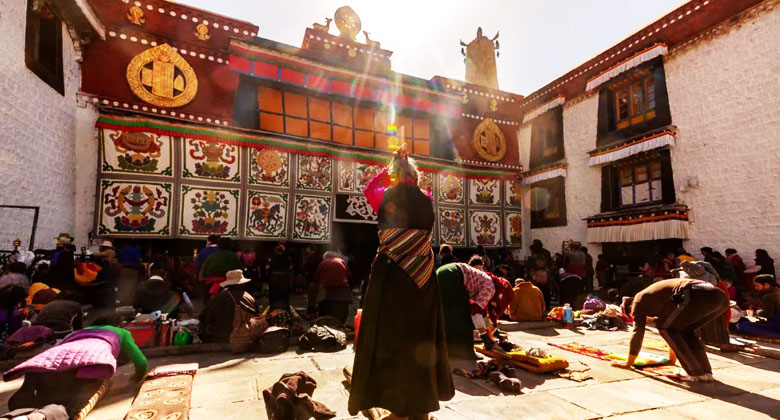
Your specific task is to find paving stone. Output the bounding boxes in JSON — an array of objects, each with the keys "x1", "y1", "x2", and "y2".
[
  {"x1": 549, "y1": 377, "x2": 707, "y2": 417},
  {"x1": 443, "y1": 392, "x2": 599, "y2": 420}
]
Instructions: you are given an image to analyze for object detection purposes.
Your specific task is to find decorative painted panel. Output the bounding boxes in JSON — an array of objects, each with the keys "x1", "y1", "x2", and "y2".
[
  {"x1": 179, "y1": 185, "x2": 239, "y2": 237},
  {"x1": 98, "y1": 180, "x2": 172, "y2": 236},
  {"x1": 182, "y1": 138, "x2": 240, "y2": 182},
  {"x1": 355, "y1": 163, "x2": 383, "y2": 192},
  {"x1": 418, "y1": 171, "x2": 434, "y2": 195},
  {"x1": 296, "y1": 155, "x2": 333, "y2": 191},
  {"x1": 505, "y1": 178, "x2": 522, "y2": 207},
  {"x1": 338, "y1": 161, "x2": 355, "y2": 192},
  {"x1": 438, "y1": 208, "x2": 465, "y2": 246},
  {"x1": 293, "y1": 194, "x2": 332, "y2": 242},
  {"x1": 248, "y1": 149, "x2": 289, "y2": 186},
  {"x1": 334, "y1": 194, "x2": 377, "y2": 223},
  {"x1": 469, "y1": 178, "x2": 500, "y2": 206},
  {"x1": 101, "y1": 129, "x2": 173, "y2": 176},
  {"x1": 246, "y1": 191, "x2": 288, "y2": 238},
  {"x1": 505, "y1": 211, "x2": 523, "y2": 247},
  {"x1": 469, "y1": 210, "x2": 501, "y2": 247},
  {"x1": 438, "y1": 173, "x2": 465, "y2": 204}
]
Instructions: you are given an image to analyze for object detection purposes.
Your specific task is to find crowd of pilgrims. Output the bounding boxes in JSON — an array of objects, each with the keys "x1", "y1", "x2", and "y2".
[{"x1": 0, "y1": 145, "x2": 777, "y2": 419}]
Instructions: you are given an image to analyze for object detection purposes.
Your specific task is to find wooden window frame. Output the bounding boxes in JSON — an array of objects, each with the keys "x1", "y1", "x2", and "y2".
[
  {"x1": 613, "y1": 73, "x2": 656, "y2": 130},
  {"x1": 25, "y1": 1, "x2": 64, "y2": 95},
  {"x1": 616, "y1": 158, "x2": 663, "y2": 208}
]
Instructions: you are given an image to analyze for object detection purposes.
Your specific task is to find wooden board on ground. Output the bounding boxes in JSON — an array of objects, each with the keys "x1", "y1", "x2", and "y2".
[{"x1": 124, "y1": 364, "x2": 199, "y2": 420}]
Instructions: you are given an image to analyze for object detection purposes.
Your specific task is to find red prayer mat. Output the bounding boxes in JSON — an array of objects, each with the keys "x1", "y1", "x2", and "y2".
[{"x1": 547, "y1": 342, "x2": 613, "y2": 361}]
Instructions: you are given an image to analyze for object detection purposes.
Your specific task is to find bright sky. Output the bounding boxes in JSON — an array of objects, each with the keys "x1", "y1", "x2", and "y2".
[{"x1": 179, "y1": 0, "x2": 687, "y2": 95}]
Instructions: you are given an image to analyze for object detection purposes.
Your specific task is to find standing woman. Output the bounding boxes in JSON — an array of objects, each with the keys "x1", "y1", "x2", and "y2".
[{"x1": 349, "y1": 146, "x2": 454, "y2": 420}]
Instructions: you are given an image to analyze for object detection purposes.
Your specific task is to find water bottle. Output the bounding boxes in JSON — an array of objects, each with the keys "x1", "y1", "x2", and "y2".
[{"x1": 563, "y1": 303, "x2": 573, "y2": 328}]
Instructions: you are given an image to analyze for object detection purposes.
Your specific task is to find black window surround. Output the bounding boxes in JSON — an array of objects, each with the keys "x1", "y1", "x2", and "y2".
[
  {"x1": 600, "y1": 149, "x2": 676, "y2": 213},
  {"x1": 596, "y1": 57, "x2": 670, "y2": 148},
  {"x1": 529, "y1": 106, "x2": 564, "y2": 170},
  {"x1": 530, "y1": 176, "x2": 567, "y2": 229},
  {"x1": 25, "y1": 1, "x2": 64, "y2": 96}
]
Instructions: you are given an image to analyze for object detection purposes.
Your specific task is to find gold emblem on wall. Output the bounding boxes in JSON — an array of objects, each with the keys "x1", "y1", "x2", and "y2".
[
  {"x1": 194, "y1": 23, "x2": 211, "y2": 41},
  {"x1": 473, "y1": 118, "x2": 506, "y2": 162},
  {"x1": 489, "y1": 98, "x2": 498, "y2": 111},
  {"x1": 127, "y1": 6, "x2": 145, "y2": 25},
  {"x1": 126, "y1": 44, "x2": 198, "y2": 108}
]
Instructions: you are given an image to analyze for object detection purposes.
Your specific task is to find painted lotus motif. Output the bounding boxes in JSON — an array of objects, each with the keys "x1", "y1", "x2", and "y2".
[
  {"x1": 249, "y1": 149, "x2": 289, "y2": 186},
  {"x1": 246, "y1": 192, "x2": 287, "y2": 238},
  {"x1": 293, "y1": 195, "x2": 331, "y2": 241},
  {"x1": 470, "y1": 178, "x2": 499, "y2": 205},
  {"x1": 183, "y1": 139, "x2": 240, "y2": 182},
  {"x1": 470, "y1": 211, "x2": 500, "y2": 247},
  {"x1": 439, "y1": 208, "x2": 465, "y2": 246},
  {"x1": 297, "y1": 156, "x2": 332, "y2": 191},
  {"x1": 100, "y1": 181, "x2": 171, "y2": 235}
]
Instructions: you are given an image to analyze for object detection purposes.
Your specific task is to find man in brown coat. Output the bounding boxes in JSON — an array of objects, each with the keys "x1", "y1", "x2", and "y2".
[{"x1": 615, "y1": 278, "x2": 728, "y2": 382}]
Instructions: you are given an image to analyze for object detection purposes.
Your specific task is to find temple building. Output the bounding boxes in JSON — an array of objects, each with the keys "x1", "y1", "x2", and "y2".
[{"x1": 1, "y1": 0, "x2": 778, "y2": 272}]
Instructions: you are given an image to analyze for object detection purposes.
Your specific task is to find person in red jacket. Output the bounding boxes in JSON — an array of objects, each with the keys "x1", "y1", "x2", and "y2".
[{"x1": 315, "y1": 251, "x2": 352, "y2": 323}]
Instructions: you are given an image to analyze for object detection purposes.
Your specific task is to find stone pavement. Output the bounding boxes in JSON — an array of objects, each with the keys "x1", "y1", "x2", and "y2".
[{"x1": 0, "y1": 326, "x2": 778, "y2": 420}]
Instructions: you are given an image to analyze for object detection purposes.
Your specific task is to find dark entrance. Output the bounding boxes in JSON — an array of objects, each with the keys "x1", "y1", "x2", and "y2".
[
  {"x1": 332, "y1": 222, "x2": 378, "y2": 288},
  {"x1": 602, "y1": 238, "x2": 683, "y2": 269}
]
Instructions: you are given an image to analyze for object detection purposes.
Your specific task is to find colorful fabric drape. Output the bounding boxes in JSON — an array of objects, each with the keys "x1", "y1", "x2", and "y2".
[{"x1": 377, "y1": 228, "x2": 434, "y2": 289}]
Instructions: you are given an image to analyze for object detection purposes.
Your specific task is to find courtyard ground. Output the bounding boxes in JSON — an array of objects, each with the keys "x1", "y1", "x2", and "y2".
[{"x1": 1, "y1": 325, "x2": 778, "y2": 420}]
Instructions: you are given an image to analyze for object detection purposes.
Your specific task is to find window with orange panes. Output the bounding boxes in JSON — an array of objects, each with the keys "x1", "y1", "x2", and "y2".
[
  {"x1": 613, "y1": 73, "x2": 656, "y2": 130},
  {"x1": 256, "y1": 85, "x2": 431, "y2": 156}
]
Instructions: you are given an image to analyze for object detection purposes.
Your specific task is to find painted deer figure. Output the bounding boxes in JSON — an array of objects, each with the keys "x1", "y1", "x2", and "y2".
[
  {"x1": 313, "y1": 17, "x2": 332, "y2": 32},
  {"x1": 363, "y1": 31, "x2": 381, "y2": 49}
]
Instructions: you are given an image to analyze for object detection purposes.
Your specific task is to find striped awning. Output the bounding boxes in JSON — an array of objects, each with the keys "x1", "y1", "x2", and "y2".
[
  {"x1": 586, "y1": 206, "x2": 689, "y2": 243},
  {"x1": 522, "y1": 165, "x2": 567, "y2": 185},
  {"x1": 522, "y1": 96, "x2": 565, "y2": 124},
  {"x1": 588, "y1": 131, "x2": 675, "y2": 166},
  {"x1": 586, "y1": 44, "x2": 668, "y2": 92}
]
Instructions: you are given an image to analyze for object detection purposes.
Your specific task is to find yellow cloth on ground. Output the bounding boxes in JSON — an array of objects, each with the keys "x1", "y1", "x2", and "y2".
[{"x1": 475, "y1": 345, "x2": 569, "y2": 373}]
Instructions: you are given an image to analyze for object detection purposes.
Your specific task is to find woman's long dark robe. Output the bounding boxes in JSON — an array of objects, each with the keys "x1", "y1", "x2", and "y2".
[{"x1": 348, "y1": 183, "x2": 454, "y2": 417}]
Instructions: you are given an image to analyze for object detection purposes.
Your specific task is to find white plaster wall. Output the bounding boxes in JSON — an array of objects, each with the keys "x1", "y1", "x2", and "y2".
[
  {"x1": 665, "y1": 1, "x2": 780, "y2": 271},
  {"x1": 520, "y1": 95, "x2": 604, "y2": 258},
  {"x1": 73, "y1": 104, "x2": 99, "y2": 247},
  {"x1": 0, "y1": 0, "x2": 81, "y2": 250}
]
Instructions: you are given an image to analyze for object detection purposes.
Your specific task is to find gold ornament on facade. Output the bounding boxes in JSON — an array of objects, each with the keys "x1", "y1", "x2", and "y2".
[
  {"x1": 461, "y1": 93, "x2": 469, "y2": 104},
  {"x1": 473, "y1": 118, "x2": 506, "y2": 162},
  {"x1": 194, "y1": 23, "x2": 211, "y2": 41},
  {"x1": 489, "y1": 98, "x2": 498, "y2": 111},
  {"x1": 127, "y1": 6, "x2": 145, "y2": 25},
  {"x1": 460, "y1": 27, "x2": 500, "y2": 89},
  {"x1": 334, "y1": 6, "x2": 361, "y2": 40},
  {"x1": 126, "y1": 44, "x2": 198, "y2": 108}
]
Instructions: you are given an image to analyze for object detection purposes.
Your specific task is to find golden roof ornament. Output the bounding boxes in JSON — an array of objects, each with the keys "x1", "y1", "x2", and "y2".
[
  {"x1": 313, "y1": 17, "x2": 332, "y2": 33},
  {"x1": 460, "y1": 27, "x2": 500, "y2": 89},
  {"x1": 127, "y1": 6, "x2": 145, "y2": 26},
  {"x1": 334, "y1": 6, "x2": 361, "y2": 40},
  {"x1": 126, "y1": 44, "x2": 198, "y2": 108},
  {"x1": 194, "y1": 23, "x2": 211, "y2": 41}
]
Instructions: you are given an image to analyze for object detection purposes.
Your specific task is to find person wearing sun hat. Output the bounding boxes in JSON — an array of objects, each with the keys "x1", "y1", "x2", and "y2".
[
  {"x1": 94, "y1": 240, "x2": 117, "y2": 265},
  {"x1": 199, "y1": 269, "x2": 258, "y2": 343}
]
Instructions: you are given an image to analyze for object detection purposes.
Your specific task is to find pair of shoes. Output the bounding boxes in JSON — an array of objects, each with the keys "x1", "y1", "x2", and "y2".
[{"x1": 488, "y1": 371, "x2": 522, "y2": 393}]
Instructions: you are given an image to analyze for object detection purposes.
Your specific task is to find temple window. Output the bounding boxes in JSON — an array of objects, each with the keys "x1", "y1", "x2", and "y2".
[
  {"x1": 25, "y1": 1, "x2": 64, "y2": 95},
  {"x1": 529, "y1": 107, "x2": 564, "y2": 170},
  {"x1": 600, "y1": 149, "x2": 676, "y2": 212},
  {"x1": 530, "y1": 177, "x2": 567, "y2": 229},
  {"x1": 257, "y1": 85, "x2": 430, "y2": 155},
  {"x1": 596, "y1": 58, "x2": 670, "y2": 147}
]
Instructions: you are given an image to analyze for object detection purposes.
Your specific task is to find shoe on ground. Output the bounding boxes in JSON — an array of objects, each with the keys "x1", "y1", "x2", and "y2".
[{"x1": 678, "y1": 369, "x2": 699, "y2": 382}]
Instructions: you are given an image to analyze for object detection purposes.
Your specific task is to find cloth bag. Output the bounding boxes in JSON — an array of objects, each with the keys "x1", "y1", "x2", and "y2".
[
  {"x1": 298, "y1": 325, "x2": 346, "y2": 352},
  {"x1": 227, "y1": 293, "x2": 268, "y2": 354},
  {"x1": 259, "y1": 326, "x2": 290, "y2": 354}
]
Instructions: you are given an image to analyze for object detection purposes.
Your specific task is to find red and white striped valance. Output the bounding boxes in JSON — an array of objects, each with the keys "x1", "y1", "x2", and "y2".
[
  {"x1": 586, "y1": 207, "x2": 689, "y2": 243},
  {"x1": 522, "y1": 166, "x2": 567, "y2": 185},
  {"x1": 585, "y1": 44, "x2": 668, "y2": 92},
  {"x1": 588, "y1": 132, "x2": 675, "y2": 166},
  {"x1": 522, "y1": 96, "x2": 565, "y2": 124}
]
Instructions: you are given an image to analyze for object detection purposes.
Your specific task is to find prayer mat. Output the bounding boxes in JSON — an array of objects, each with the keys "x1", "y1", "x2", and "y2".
[
  {"x1": 636, "y1": 365, "x2": 682, "y2": 379},
  {"x1": 124, "y1": 364, "x2": 199, "y2": 420},
  {"x1": 475, "y1": 345, "x2": 569, "y2": 373},
  {"x1": 73, "y1": 378, "x2": 113, "y2": 420},
  {"x1": 547, "y1": 342, "x2": 613, "y2": 361},
  {"x1": 342, "y1": 367, "x2": 390, "y2": 420},
  {"x1": 608, "y1": 352, "x2": 669, "y2": 367},
  {"x1": 623, "y1": 337, "x2": 669, "y2": 352}
]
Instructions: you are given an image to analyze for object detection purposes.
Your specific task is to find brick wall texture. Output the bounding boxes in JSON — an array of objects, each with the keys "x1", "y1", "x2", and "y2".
[
  {"x1": 521, "y1": 2, "x2": 780, "y2": 272},
  {"x1": 0, "y1": 0, "x2": 80, "y2": 250}
]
